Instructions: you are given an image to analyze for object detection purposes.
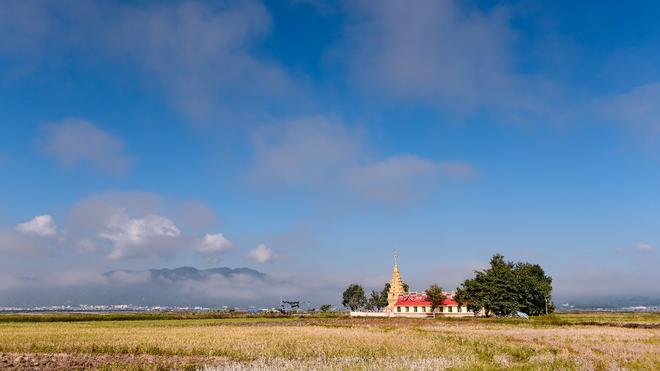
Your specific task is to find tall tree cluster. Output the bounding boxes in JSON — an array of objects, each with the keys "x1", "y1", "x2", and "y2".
[
  {"x1": 342, "y1": 281, "x2": 410, "y2": 311},
  {"x1": 342, "y1": 284, "x2": 367, "y2": 311},
  {"x1": 454, "y1": 254, "x2": 554, "y2": 317}
]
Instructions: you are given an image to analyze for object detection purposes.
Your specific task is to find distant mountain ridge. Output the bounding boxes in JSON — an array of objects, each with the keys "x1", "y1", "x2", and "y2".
[
  {"x1": 105, "y1": 266, "x2": 266, "y2": 282},
  {"x1": 559, "y1": 295, "x2": 660, "y2": 310}
]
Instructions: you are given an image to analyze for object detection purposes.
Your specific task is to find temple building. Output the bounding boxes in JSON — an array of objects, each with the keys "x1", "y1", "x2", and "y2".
[{"x1": 384, "y1": 251, "x2": 476, "y2": 317}]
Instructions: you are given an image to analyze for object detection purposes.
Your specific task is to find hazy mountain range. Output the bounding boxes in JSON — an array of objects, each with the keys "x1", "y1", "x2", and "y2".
[
  {"x1": 1, "y1": 266, "x2": 272, "y2": 307},
  {"x1": 105, "y1": 266, "x2": 266, "y2": 282}
]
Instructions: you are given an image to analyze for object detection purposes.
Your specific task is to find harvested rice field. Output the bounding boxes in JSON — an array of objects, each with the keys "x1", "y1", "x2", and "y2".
[{"x1": 0, "y1": 313, "x2": 658, "y2": 370}]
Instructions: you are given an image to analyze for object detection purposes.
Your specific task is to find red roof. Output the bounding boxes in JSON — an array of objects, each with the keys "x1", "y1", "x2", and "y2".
[{"x1": 395, "y1": 292, "x2": 459, "y2": 306}]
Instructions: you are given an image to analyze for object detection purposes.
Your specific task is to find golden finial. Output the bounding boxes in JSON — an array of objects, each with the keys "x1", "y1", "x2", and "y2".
[{"x1": 393, "y1": 249, "x2": 399, "y2": 271}]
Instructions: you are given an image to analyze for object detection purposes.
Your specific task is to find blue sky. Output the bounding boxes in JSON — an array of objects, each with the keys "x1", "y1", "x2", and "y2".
[{"x1": 1, "y1": 0, "x2": 659, "y2": 305}]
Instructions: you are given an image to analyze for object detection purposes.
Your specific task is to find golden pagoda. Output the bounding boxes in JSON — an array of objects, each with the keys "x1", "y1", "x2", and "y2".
[{"x1": 386, "y1": 250, "x2": 407, "y2": 311}]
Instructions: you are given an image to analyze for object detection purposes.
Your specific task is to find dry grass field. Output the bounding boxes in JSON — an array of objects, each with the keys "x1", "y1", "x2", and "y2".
[{"x1": 0, "y1": 313, "x2": 658, "y2": 370}]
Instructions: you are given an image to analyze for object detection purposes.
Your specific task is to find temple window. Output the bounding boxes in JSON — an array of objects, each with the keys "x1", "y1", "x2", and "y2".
[
  {"x1": 405, "y1": 306, "x2": 410, "y2": 312},
  {"x1": 414, "y1": 306, "x2": 417, "y2": 312},
  {"x1": 458, "y1": 306, "x2": 462, "y2": 313},
  {"x1": 448, "y1": 306, "x2": 453, "y2": 313},
  {"x1": 397, "y1": 307, "x2": 401, "y2": 312}
]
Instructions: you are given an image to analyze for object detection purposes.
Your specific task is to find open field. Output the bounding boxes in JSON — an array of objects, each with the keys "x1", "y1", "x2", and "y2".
[{"x1": 0, "y1": 313, "x2": 658, "y2": 370}]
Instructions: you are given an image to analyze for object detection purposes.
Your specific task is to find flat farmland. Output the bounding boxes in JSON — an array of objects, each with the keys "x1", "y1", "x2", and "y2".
[{"x1": 0, "y1": 313, "x2": 658, "y2": 370}]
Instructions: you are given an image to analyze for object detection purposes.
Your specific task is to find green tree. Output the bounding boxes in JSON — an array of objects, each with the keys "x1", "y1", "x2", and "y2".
[
  {"x1": 455, "y1": 254, "x2": 554, "y2": 317},
  {"x1": 367, "y1": 289, "x2": 384, "y2": 310},
  {"x1": 378, "y1": 283, "x2": 391, "y2": 308},
  {"x1": 319, "y1": 304, "x2": 332, "y2": 312},
  {"x1": 425, "y1": 283, "x2": 447, "y2": 315},
  {"x1": 342, "y1": 284, "x2": 367, "y2": 311},
  {"x1": 455, "y1": 254, "x2": 511, "y2": 317},
  {"x1": 512, "y1": 262, "x2": 554, "y2": 315}
]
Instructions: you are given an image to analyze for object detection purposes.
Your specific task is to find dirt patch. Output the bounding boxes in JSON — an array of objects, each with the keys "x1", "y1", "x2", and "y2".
[{"x1": 0, "y1": 352, "x2": 228, "y2": 370}]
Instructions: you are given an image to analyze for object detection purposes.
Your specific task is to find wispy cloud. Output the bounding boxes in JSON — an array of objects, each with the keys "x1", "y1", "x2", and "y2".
[
  {"x1": 347, "y1": 155, "x2": 475, "y2": 201},
  {"x1": 595, "y1": 82, "x2": 660, "y2": 136},
  {"x1": 38, "y1": 118, "x2": 133, "y2": 175},
  {"x1": 109, "y1": 0, "x2": 302, "y2": 122},
  {"x1": 249, "y1": 116, "x2": 475, "y2": 204},
  {"x1": 337, "y1": 0, "x2": 561, "y2": 121},
  {"x1": 636, "y1": 243, "x2": 655, "y2": 253},
  {"x1": 617, "y1": 242, "x2": 655, "y2": 255},
  {"x1": 1, "y1": 0, "x2": 304, "y2": 124}
]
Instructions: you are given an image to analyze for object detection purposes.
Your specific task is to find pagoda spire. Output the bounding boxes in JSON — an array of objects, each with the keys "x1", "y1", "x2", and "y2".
[
  {"x1": 386, "y1": 250, "x2": 406, "y2": 311},
  {"x1": 393, "y1": 249, "x2": 399, "y2": 272}
]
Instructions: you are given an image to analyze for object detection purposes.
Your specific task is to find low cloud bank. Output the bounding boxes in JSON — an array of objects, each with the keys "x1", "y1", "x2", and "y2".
[{"x1": 0, "y1": 266, "x2": 343, "y2": 308}]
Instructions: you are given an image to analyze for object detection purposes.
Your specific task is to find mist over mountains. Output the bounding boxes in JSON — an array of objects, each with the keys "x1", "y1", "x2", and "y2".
[
  {"x1": 3, "y1": 265, "x2": 659, "y2": 311},
  {"x1": 1, "y1": 266, "x2": 280, "y2": 307},
  {"x1": 107, "y1": 266, "x2": 266, "y2": 283}
]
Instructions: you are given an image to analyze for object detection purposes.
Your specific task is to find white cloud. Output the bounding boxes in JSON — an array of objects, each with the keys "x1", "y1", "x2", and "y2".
[
  {"x1": 247, "y1": 243, "x2": 274, "y2": 263},
  {"x1": 100, "y1": 209, "x2": 181, "y2": 260},
  {"x1": 38, "y1": 118, "x2": 132, "y2": 175},
  {"x1": 0, "y1": 215, "x2": 60, "y2": 255},
  {"x1": 250, "y1": 116, "x2": 475, "y2": 203},
  {"x1": 63, "y1": 192, "x2": 226, "y2": 260},
  {"x1": 636, "y1": 243, "x2": 655, "y2": 253},
  {"x1": 15, "y1": 214, "x2": 57, "y2": 237},
  {"x1": 196, "y1": 233, "x2": 233, "y2": 254}
]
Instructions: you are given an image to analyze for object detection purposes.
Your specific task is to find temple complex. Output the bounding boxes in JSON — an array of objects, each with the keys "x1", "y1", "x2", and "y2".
[{"x1": 383, "y1": 251, "x2": 476, "y2": 317}]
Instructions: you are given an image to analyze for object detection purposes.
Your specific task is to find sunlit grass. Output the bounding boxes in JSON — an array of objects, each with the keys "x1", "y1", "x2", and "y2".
[{"x1": 0, "y1": 313, "x2": 657, "y2": 369}]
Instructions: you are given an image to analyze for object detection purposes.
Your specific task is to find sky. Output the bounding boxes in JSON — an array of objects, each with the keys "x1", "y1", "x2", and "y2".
[{"x1": 1, "y1": 0, "x2": 660, "y2": 306}]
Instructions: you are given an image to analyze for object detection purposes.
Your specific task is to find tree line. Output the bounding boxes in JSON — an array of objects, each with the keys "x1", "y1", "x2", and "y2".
[
  {"x1": 342, "y1": 282, "x2": 409, "y2": 311},
  {"x1": 341, "y1": 254, "x2": 554, "y2": 316}
]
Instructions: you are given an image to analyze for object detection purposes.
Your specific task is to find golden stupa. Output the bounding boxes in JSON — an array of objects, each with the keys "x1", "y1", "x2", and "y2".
[{"x1": 386, "y1": 250, "x2": 407, "y2": 311}]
